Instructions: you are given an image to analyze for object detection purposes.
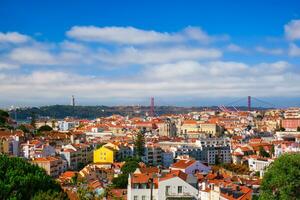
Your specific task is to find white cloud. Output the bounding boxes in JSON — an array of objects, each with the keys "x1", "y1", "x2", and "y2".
[
  {"x1": 226, "y1": 44, "x2": 246, "y2": 53},
  {"x1": 183, "y1": 26, "x2": 211, "y2": 41},
  {"x1": 0, "y1": 61, "x2": 19, "y2": 70},
  {"x1": 285, "y1": 19, "x2": 300, "y2": 40},
  {"x1": 0, "y1": 59, "x2": 298, "y2": 105},
  {"x1": 255, "y1": 46, "x2": 284, "y2": 55},
  {"x1": 0, "y1": 59, "x2": 298, "y2": 106},
  {"x1": 67, "y1": 26, "x2": 180, "y2": 44},
  {"x1": 288, "y1": 43, "x2": 300, "y2": 56},
  {"x1": 67, "y1": 26, "x2": 225, "y2": 45},
  {"x1": 60, "y1": 40, "x2": 89, "y2": 52},
  {"x1": 97, "y1": 47, "x2": 222, "y2": 65},
  {"x1": 9, "y1": 47, "x2": 56, "y2": 65},
  {"x1": 0, "y1": 32, "x2": 30, "y2": 43}
]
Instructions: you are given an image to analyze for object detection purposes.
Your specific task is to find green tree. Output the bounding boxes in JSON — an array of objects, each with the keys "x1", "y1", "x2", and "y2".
[
  {"x1": 112, "y1": 158, "x2": 140, "y2": 189},
  {"x1": 18, "y1": 124, "x2": 30, "y2": 133},
  {"x1": 77, "y1": 162, "x2": 85, "y2": 170},
  {"x1": 259, "y1": 146, "x2": 270, "y2": 158},
  {"x1": 38, "y1": 125, "x2": 53, "y2": 132},
  {"x1": 96, "y1": 143, "x2": 105, "y2": 149},
  {"x1": 0, "y1": 154, "x2": 66, "y2": 200},
  {"x1": 279, "y1": 127, "x2": 285, "y2": 131},
  {"x1": 51, "y1": 120, "x2": 56, "y2": 129},
  {"x1": 112, "y1": 174, "x2": 128, "y2": 189},
  {"x1": 269, "y1": 145, "x2": 275, "y2": 157},
  {"x1": 32, "y1": 190, "x2": 67, "y2": 200},
  {"x1": 259, "y1": 153, "x2": 300, "y2": 200},
  {"x1": 215, "y1": 154, "x2": 221, "y2": 165},
  {"x1": 77, "y1": 184, "x2": 99, "y2": 200},
  {"x1": 0, "y1": 110, "x2": 9, "y2": 118},
  {"x1": 297, "y1": 126, "x2": 300, "y2": 132},
  {"x1": 30, "y1": 112, "x2": 37, "y2": 129},
  {"x1": 121, "y1": 158, "x2": 140, "y2": 174},
  {"x1": 0, "y1": 109, "x2": 9, "y2": 127},
  {"x1": 134, "y1": 130, "x2": 145, "y2": 158}
]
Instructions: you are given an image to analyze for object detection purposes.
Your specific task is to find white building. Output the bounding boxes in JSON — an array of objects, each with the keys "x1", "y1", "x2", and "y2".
[
  {"x1": 58, "y1": 120, "x2": 77, "y2": 131},
  {"x1": 248, "y1": 156, "x2": 273, "y2": 172},
  {"x1": 170, "y1": 159, "x2": 210, "y2": 175},
  {"x1": 127, "y1": 170, "x2": 198, "y2": 200}
]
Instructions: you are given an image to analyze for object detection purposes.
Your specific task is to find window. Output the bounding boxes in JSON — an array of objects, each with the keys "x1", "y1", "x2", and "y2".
[
  {"x1": 178, "y1": 186, "x2": 183, "y2": 194},
  {"x1": 134, "y1": 196, "x2": 138, "y2": 200},
  {"x1": 142, "y1": 196, "x2": 146, "y2": 200},
  {"x1": 166, "y1": 186, "x2": 171, "y2": 195}
]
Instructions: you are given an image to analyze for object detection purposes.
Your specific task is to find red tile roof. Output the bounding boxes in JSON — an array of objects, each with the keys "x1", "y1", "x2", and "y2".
[{"x1": 171, "y1": 159, "x2": 196, "y2": 169}]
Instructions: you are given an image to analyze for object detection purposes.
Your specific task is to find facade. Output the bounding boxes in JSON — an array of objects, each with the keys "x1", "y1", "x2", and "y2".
[
  {"x1": 157, "y1": 119, "x2": 177, "y2": 137},
  {"x1": 127, "y1": 171, "x2": 198, "y2": 200},
  {"x1": 142, "y1": 144, "x2": 162, "y2": 166},
  {"x1": 248, "y1": 156, "x2": 273, "y2": 172},
  {"x1": 161, "y1": 151, "x2": 174, "y2": 168},
  {"x1": 199, "y1": 181, "x2": 252, "y2": 200},
  {"x1": 103, "y1": 142, "x2": 134, "y2": 161},
  {"x1": 281, "y1": 119, "x2": 300, "y2": 131},
  {"x1": 32, "y1": 156, "x2": 67, "y2": 177},
  {"x1": 162, "y1": 137, "x2": 231, "y2": 165},
  {"x1": 22, "y1": 140, "x2": 56, "y2": 159},
  {"x1": 0, "y1": 135, "x2": 20, "y2": 156},
  {"x1": 58, "y1": 120, "x2": 77, "y2": 131},
  {"x1": 93, "y1": 146, "x2": 116, "y2": 163},
  {"x1": 59, "y1": 144, "x2": 93, "y2": 170},
  {"x1": 170, "y1": 159, "x2": 210, "y2": 174}
]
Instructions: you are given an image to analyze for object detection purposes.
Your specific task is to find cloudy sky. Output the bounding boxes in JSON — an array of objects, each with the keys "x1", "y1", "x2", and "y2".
[{"x1": 0, "y1": 0, "x2": 300, "y2": 107}]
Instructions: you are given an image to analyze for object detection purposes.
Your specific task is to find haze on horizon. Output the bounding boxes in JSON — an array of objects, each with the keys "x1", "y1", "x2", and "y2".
[{"x1": 0, "y1": 0, "x2": 300, "y2": 108}]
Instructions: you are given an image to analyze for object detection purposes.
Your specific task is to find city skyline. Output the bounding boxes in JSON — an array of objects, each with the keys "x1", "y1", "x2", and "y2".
[{"x1": 1, "y1": 0, "x2": 300, "y2": 107}]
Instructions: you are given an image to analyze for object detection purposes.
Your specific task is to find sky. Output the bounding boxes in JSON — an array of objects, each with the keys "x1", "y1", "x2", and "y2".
[{"x1": 0, "y1": 0, "x2": 300, "y2": 108}]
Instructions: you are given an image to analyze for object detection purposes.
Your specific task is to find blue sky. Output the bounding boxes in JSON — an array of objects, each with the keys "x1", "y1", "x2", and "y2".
[{"x1": 0, "y1": 0, "x2": 300, "y2": 107}]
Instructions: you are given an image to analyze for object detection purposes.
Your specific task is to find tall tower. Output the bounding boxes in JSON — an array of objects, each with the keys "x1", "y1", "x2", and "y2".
[
  {"x1": 248, "y1": 96, "x2": 251, "y2": 111},
  {"x1": 150, "y1": 97, "x2": 155, "y2": 117},
  {"x1": 72, "y1": 95, "x2": 75, "y2": 107}
]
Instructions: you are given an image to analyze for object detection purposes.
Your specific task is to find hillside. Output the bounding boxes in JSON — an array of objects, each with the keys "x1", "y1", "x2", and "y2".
[{"x1": 9, "y1": 105, "x2": 267, "y2": 120}]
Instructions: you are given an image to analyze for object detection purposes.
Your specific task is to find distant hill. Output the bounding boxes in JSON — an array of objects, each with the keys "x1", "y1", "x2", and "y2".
[{"x1": 9, "y1": 105, "x2": 269, "y2": 120}]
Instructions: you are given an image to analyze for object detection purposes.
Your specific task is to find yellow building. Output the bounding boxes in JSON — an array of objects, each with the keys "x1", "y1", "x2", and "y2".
[{"x1": 93, "y1": 146, "x2": 116, "y2": 163}]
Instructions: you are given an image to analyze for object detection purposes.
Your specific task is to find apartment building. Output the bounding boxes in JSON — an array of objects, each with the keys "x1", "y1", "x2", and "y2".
[
  {"x1": 161, "y1": 137, "x2": 231, "y2": 165},
  {"x1": 32, "y1": 156, "x2": 67, "y2": 177},
  {"x1": 199, "y1": 181, "x2": 252, "y2": 200},
  {"x1": 127, "y1": 170, "x2": 198, "y2": 200},
  {"x1": 60, "y1": 144, "x2": 93, "y2": 170},
  {"x1": 142, "y1": 144, "x2": 162, "y2": 166},
  {"x1": 248, "y1": 156, "x2": 273, "y2": 172},
  {"x1": 22, "y1": 140, "x2": 56, "y2": 159}
]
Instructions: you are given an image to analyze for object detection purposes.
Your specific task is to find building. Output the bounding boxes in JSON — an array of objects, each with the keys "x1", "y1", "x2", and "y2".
[
  {"x1": 0, "y1": 130, "x2": 23, "y2": 156},
  {"x1": 22, "y1": 140, "x2": 56, "y2": 159},
  {"x1": 59, "y1": 144, "x2": 93, "y2": 170},
  {"x1": 142, "y1": 144, "x2": 162, "y2": 166},
  {"x1": 156, "y1": 118, "x2": 177, "y2": 137},
  {"x1": 199, "y1": 181, "x2": 252, "y2": 200},
  {"x1": 31, "y1": 156, "x2": 67, "y2": 177},
  {"x1": 170, "y1": 159, "x2": 210, "y2": 174},
  {"x1": 161, "y1": 151, "x2": 174, "y2": 168},
  {"x1": 127, "y1": 169, "x2": 199, "y2": 200},
  {"x1": 93, "y1": 146, "x2": 116, "y2": 163},
  {"x1": 103, "y1": 142, "x2": 134, "y2": 161},
  {"x1": 281, "y1": 119, "x2": 300, "y2": 131},
  {"x1": 248, "y1": 155, "x2": 274, "y2": 174},
  {"x1": 58, "y1": 120, "x2": 77, "y2": 131},
  {"x1": 284, "y1": 107, "x2": 300, "y2": 119},
  {"x1": 161, "y1": 137, "x2": 231, "y2": 165}
]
